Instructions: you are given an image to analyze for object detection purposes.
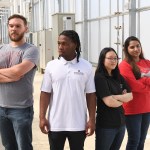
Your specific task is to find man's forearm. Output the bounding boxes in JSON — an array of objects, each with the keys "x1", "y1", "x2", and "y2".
[
  {"x1": 39, "y1": 91, "x2": 51, "y2": 119},
  {"x1": 0, "y1": 60, "x2": 35, "y2": 80},
  {"x1": 86, "y1": 93, "x2": 96, "y2": 121},
  {"x1": 0, "y1": 67, "x2": 19, "y2": 79},
  {"x1": 0, "y1": 73, "x2": 18, "y2": 83}
]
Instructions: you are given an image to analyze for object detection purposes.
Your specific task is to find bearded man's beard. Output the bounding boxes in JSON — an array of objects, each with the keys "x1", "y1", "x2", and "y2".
[{"x1": 9, "y1": 32, "x2": 25, "y2": 42}]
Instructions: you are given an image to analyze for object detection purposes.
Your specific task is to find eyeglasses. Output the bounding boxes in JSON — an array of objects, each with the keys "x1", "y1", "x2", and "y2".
[{"x1": 105, "y1": 57, "x2": 121, "y2": 61}]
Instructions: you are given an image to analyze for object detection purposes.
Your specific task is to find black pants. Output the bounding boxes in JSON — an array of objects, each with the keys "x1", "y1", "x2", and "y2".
[{"x1": 48, "y1": 131, "x2": 86, "y2": 150}]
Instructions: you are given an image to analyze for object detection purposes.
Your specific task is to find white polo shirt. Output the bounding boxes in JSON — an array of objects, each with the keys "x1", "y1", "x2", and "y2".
[{"x1": 41, "y1": 57, "x2": 95, "y2": 131}]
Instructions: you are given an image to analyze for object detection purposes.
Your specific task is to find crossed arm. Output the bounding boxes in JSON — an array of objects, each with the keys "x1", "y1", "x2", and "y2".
[
  {"x1": 0, "y1": 60, "x2": 35, "y2": 83},
  {"x1": 102, "y1": 92, "x2": 133, "y2": 108}
]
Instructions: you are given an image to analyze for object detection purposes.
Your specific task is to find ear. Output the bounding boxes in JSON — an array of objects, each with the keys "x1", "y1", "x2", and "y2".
[
  {"x1": 25, "y1": 26, "x2": 29, "y2": 33},
  {"x1": 74, "y1": 43, "x2": 78, "y2": 50}
]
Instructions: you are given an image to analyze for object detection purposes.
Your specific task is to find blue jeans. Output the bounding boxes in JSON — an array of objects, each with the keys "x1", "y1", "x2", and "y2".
[
  {"x1": 125, "y1": 113, "x2": 150, "y2": 150},
  {"x1": 0, "y1": 106, "x2": 34, "y2": 150},
  {"x1": 48, "y1": 131, "x2": 86, "y2": 150},
  {"x1": 95, "y1": 125, "x2": 125, "y2": 150}
]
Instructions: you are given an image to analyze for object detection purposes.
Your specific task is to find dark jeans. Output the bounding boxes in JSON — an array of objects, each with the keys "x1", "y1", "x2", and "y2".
[
  {"x1": 95, "y1": 125, "x2": 125, "y2": 150},
  {"x1": 48, "y1": 131, "x2": 86, "y2": 150},
  {"x1": 125, "y1": 113, "x2": 150, "y2": 150},
  {"x1": 0, "y1": 106, "x2": 33, "y2": 150}
]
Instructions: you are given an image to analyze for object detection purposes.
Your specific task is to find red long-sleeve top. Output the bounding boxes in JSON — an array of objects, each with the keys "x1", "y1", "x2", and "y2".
[{"x1": 119, "y1": 59, "x2": 150, "y2": 115}]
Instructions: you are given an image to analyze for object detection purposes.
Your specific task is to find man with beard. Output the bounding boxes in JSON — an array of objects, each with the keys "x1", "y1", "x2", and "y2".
[{"x1": 0, "y1": 14, "x2": 39, "y2": 150}]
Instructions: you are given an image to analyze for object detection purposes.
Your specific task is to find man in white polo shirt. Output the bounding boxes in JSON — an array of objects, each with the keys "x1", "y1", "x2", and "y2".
[{"x1": 39, "y1": 30, "x2": 96, "y2": 150}]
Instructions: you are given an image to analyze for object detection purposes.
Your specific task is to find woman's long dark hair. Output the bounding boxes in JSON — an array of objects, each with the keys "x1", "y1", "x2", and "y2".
[
  {"x1": 59, "y1": 30, "x2": 81, "y2": 62},
  {"x1": 123, "y1": 36, "x2": 145, "y2": 79},
  {"x1": 95, "y1": 47, "x2": 120, "y2": 80}
]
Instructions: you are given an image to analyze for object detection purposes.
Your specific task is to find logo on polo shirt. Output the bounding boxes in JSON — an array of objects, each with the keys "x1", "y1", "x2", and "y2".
[{"x1": 74, "y1": 70, "x2": 84, "y2": 75}]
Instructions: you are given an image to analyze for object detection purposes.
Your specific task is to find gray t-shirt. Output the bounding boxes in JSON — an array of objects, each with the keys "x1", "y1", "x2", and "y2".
[{"x1": 0, "y1": 42, "x2": 39, "y2": 108}]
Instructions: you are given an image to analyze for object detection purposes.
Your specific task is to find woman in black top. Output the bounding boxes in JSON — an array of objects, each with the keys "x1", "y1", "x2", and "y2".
[{"x1": 95, "y1": 47, "x2": 133, "y2": 150}]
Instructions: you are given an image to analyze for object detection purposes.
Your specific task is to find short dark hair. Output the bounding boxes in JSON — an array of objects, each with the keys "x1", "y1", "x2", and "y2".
[
  {"x1": 59, "y1": 30, "x2": 81, "y2": 62},
  {"x1": 8, "y1": 14, "x2": 27, "y2": 26},
  {"x1": 96, "y1": 47, "x2": 120, "y2": 80}
]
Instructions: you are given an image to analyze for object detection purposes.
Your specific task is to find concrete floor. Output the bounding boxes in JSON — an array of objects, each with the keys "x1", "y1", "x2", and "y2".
[{"x1": 0, "y1": 71, "x2": 150, "y2": 150}]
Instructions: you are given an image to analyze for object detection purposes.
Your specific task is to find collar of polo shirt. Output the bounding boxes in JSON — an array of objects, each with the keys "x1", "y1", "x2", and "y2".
[{"x1": 60, "y1": 57, "x2": 78, "y2": 65}]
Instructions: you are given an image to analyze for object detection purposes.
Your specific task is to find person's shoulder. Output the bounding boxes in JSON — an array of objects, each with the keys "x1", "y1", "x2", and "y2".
[
  {"x1": 47, "y1": 58, "x2": 59, "y2": 66},
  {"x1": 79, "y1": 58, "x2": 91, "y2": 63},
  {"x1": 95, "y1": 72, "x2": 106, "y2": 80},
  {"x1": 0, "y1": 44, "x2": 4, "y2": 49},
  {"x1": 25, "y1": 43, "x2": 38, "y2": 49},
  {"x1": 0, "y1": 44, "x2": 9, "y2": 49},
  {"x1": 79, "y1": 58, "x2": 92, "y2": 67},
  {"x1": 119, "y1": 59, "x2": 130, "y2": 68},
  {"x1": 119, "y1": 59, "x2": 126, "y2": 65},
  {"x1": 0, "y1": 44, "x2": 3, "y2": 48},
  {"x1": 45, "y1": 59, "x2": 60, "y2": 71}
]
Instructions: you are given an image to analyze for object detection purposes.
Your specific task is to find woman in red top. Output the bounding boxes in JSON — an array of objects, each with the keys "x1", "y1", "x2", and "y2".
[{"x1": 119, "y1": 36, "x2": 150, "y2": 150}]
